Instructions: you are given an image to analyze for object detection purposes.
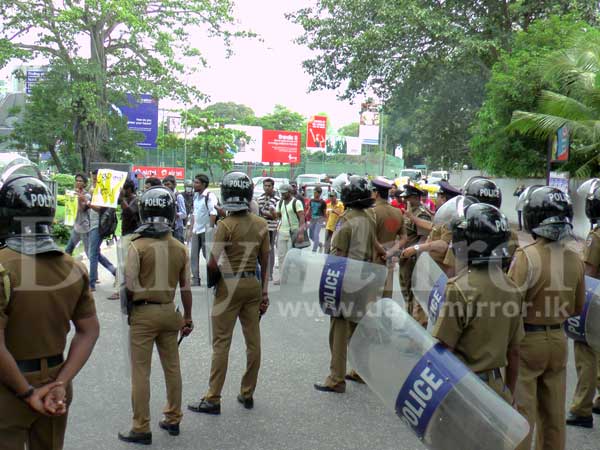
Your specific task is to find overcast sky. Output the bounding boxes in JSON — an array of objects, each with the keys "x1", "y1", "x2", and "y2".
[{"x1": 2, "y1": 0, "x2": 360, "y2": 130}]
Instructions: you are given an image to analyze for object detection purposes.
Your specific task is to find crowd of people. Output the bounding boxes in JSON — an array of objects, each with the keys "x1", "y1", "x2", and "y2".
[{"x1": 0, "y1": 164, "x2": 599, "y2": 450}]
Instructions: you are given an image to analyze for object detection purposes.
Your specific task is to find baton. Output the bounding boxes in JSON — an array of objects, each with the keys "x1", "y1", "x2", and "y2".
[{"x1": 178, "y1": 334, "x2": 185, "y2": 346}]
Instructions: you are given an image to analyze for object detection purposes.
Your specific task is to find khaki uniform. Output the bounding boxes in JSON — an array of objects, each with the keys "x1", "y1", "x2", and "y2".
[
  {"x1": 444, "y1": 228, "x2": 519, "y2": 272},
  {"x1": 432, "y1": 265, "x2": 524, "y2": 403},
  {"x1": 570, "y1": 228, "x2": 600, "y2": 417},
  {"x1": 324, "y1": 208, "x2": 377, "y2": 389},
  {"x1": 125, "y1": 234, "x2": 190, "y2": 433},
  {"x1": 400, "y1": 204, "x2": 431, "y2": 325},
  {"x1": 373, "y1": 199, "x2": 404, "y2": 298},
  {"x1": 204, "y1": 213, "x2": 270, "y2": 403},
  {"x1": 509, "y1": 238, "x2": 585, "y2": 450},
  {"x1": 426, "y1": 223, "x2": 452, "y2": 268},
  {"x1": 0, "y1": 247, "x2": 96, "y2": 450}
]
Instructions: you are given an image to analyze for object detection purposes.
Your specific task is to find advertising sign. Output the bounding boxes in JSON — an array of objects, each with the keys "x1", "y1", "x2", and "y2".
[
  {"x1": 132, "y1": 165, "x2": 185, "y2": 180},
  {"x1": 262, "y1": 130, "x2": 301, "y2": 163},
  {"x1": 346, "y1": 137, "x2": 362, "y2": 156},
  {"x1": 25, "y1": 69, "x2": 46, "y2": 94},
  {"x1": 549, "y1": 171, "x2": 569, "y2": 194},
  {"x1": 359, "y1": 102, "x2": 380, "y2": 145},
  {"x1": 91, "y1": 169, "x2": 128, "y2": 208},
  {"x1": 307, "y1": 115, "x2": 327, "y2": 152},
  {"x1": 551, "y1": 126, "x2": 569, "y2": 162},
  {"x1": 225, "y1": 125, "x2": 263, "y2": 163},
  {"x1": 64, "y1": 191, "x2": 78, "y2": 227},
  {"x1": 118, "y1": 94, "x2": 159, "y2": 149}
]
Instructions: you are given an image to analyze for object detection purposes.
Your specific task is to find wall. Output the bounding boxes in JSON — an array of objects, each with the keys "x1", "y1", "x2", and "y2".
[{"x1": 449, "y1": 170, "x2": 590, "y2": 239}]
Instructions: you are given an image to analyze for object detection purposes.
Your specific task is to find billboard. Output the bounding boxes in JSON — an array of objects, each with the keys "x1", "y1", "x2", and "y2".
[
  {"x1": 25, "y1": 69, "x2": 46, "y2": 94},
  {"x1": 307, "y1": 115, "x2": 327, "y2": 152},
  {"x1": 549, "y1": 171, "x2": 569, "y2": 194},
  {"x1": 551, "y1": 126, "x2": 569, "y2": 162},
  {"x1": 132, "y1": 165, "x2": 185, "y2": 180},
  {"x1": 346, "y1": 137, "x2": 362, "y2": 156},
  {"x1": 262, "y1": 130, "x2": 301, "y2": 163},
  {"x1": 118, "y1": 94, "x2": 159, "y2": 149},
  {"x1": 225, "y1": 124, "x2": 263, "y2": 163}
]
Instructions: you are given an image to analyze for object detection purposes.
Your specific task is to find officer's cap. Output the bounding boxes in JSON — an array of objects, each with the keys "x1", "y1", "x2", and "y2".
[
  {"x1": 438, "y1": 181, "x2": 462, "y2": 199},
  {"x1": 400, "y1": 184, "x2": 424, "y2": 197},
  {"x1": 370, "y1": 176, "x2": 393, "y2": 191}
]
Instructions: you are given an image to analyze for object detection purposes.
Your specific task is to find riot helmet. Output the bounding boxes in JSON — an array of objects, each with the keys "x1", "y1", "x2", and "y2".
[
  {"x1": 221, "y1": 171, "x2": 253, "y2": 212},
  {"x1": 138, "y1": 186, "x2": 176, "y2": 233},
  {"x1": 522, "y1": 186, "x2": 573, "y2": 241},
  {"x1": 341, "y1": 175, "x2": 374, "y2": 208},
  {"x1": 451, "y1": 203, "x2": 510, "y2": 265},
  {"x1": 578, "y1": 178, "x2": 600, "y2": 222},
  {"x1": 462, "y1": 177, "x2": 502, "y2": 208},
  {"x1": 433, "y1": 195, "x2": 478, "y2": 226}
]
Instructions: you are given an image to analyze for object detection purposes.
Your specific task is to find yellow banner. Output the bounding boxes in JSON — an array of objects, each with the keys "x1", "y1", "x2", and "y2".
[
  {"x1": 64, "y1": 190, "x2": 78, "y2": 226},
  {"x1": 91, "y1": 169, "x2": 128, "y2": 208}
]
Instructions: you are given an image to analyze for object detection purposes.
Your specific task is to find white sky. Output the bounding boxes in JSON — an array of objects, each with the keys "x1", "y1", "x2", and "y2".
[{"x1": 2, "y1": 0, "x2": 360, "y2": 131}]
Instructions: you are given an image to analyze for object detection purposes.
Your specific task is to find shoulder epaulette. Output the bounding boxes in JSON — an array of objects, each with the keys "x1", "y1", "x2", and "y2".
[{"x1": 0, "y1": 263, "x2": 11, "y2": 306}]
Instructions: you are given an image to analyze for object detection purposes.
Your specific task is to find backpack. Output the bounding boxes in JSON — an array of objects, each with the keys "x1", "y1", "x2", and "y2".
[
  {"x1": 99, "y1": 208, "x2": 118, "y2": 239},
  {"x1": 205, "y1": 191, "x2": 225, "y2": 220}
]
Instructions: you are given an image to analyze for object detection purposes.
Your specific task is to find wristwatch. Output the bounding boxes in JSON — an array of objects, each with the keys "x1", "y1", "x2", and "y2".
[{"x1": 413, "y1": 244, "x2": 420, "y2": 254}]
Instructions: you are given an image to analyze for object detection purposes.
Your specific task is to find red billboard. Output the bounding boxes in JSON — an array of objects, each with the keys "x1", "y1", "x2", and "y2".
[
  {"x1": 262, "y1": 130, "x2": 301, "y2": 163},
  {"x1": 307, "y1": 115, "x2": 327, "y2": 151},
  {"x1": 132, "y1": 165, "x2": 185, "y2": 180}
]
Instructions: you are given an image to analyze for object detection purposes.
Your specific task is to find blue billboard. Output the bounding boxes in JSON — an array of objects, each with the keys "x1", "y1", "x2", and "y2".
[{"x1": 118, "y1": 94, "x2": 159, "y2": 149}]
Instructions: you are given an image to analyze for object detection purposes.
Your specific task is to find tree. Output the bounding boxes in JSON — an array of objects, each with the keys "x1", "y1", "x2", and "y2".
[
  {"x1": 0, "y1": 0, "x2": 249, "y2": 171},
  {"x1": 337, "y1": 122, "x2": 359, "y2": 137},
  {"x1": 471, "y1": 16, "x2": 590, "y2": 177},
  {"x1": 509, "y1": 31, "x2": 600, "y2": 178},
  {"x1": 203, "y1": 102, "x2": 255, "y2": 124},
  {"x1": 249, "y1": 104, "x2": 308, "y2": 148}
]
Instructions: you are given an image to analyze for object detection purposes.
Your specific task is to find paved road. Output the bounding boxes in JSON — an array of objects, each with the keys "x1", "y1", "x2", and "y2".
[{"x1": 63, "y1": 243, "x2": 600, "y2": 450}]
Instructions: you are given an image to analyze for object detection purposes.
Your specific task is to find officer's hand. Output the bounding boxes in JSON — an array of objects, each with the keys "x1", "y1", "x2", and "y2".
[
  {"x1": 259, "y1": 293, "x2": 269, "y2": 316},
  {"x1": 181, "y1": 320, "x2": 194, "y2": 337},
  {"x1": 401, "y1": 247, "x2": 416, "y2": 259},
  {"x1": 44, "y1": 385, "x2": 68, "y2": 416},
  {"x1": 296, "y1": 232, "x2": 304, "y2": 243},
  {"x1": 24, "y1": 381, "x2": 64, "y2": 416}
]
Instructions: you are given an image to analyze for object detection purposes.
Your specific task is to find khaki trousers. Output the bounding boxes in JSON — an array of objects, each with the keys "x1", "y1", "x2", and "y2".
[
  {"x1": 129, "y1": 303, "x2": 183, "y2": 433},
  {"x1": 0, "y1": 364, "x2": 72, "y2": 450},
  {"x1": 205, "y1": 277, "x2": 261, "y2": 402},
  {"x1": 324, "y1": 317, "x2": 358, "y2": 388},
  {"x1": 570, "y1": 341, "x2": 598, "y2": 416},
  {"x1": 399, "y1": 257, "x2": 427, "y2": 326},
  {"x1": 516, "y1": 329, "x2": 567, "y2": 450},
  {"x1": 382, "y1": 262, "x2": 394, "y2": 299}
]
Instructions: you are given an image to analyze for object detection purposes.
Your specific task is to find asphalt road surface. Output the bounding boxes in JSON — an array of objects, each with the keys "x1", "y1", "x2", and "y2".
[{"x1": 63, "y1": 242, "x2": 600, "y2": 450}]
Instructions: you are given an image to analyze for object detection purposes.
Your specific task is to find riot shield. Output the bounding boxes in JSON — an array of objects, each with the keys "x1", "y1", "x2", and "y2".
[
  {"x1": 564, "y1": 275, "x2": 600, "y2": 352},
  {"x1": 280, "y1": 249, "x2": 387, "y2": 322},
  {"x1": 412, "y1": 253, "x2": 448, "y2": 331},
  {"x1": 204, "y1": 227, "x2": 216, "y2": 345},
  {"x1": 577, "y1": 178, "x2": 600, "y2": 198},
  {"x1": 117, "y1": 235, "x2": 134, "y2": 375},
  {"x1": 432, "y1": 195, "x2": 476, "y2": 226},
  {"x1": 348, "y1": 298, "x2": 529, "y2": 450}
]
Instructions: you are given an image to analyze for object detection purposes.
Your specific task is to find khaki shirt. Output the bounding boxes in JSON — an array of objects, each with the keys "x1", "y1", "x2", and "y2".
[
  {"x1": 0, "y1": 248, "x2": 96, "y2": 360},
  {"x1": 211, "y1": 213, "x2": 270, "y2": 274},
  {"x1": 433, "y1": 266, "x2": 524, "y2": 372},
  {"x1": 508, "y1": 238, "x2": 585, "y2": 325},
  {"x1": 126, "y1": 234, "x2": 190, "y2": 304},
  {"x1": 404, "y1": 204, "x2": 431, "y2": 247},
  {"x1": 584, "y1": 227, "x2": 600, "y2": 269},
  {"x1": 373, "y1": 199, "x2": 404, "y2": 249},
  {"x1": 426, "y1": 223, "x2": 452, "y2": 265},
  {"x1": 331, "y1": 208, "x2": 377, "y2": 262}
]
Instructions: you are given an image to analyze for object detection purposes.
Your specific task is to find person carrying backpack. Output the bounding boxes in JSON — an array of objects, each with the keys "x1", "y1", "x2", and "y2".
[
  {"x1": 162, "y1": 175, "x2": 187, "y2": 244},
  {"x1": 274, "y1": 184, "x2": 306, "y2": 285}
]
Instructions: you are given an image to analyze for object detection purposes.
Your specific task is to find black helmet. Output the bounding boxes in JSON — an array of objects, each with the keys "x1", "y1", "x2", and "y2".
[
  {"x1": 452, "y1": 203, "x2": 510, "y2": 264},
  {"x1": 0, "y1": 175, "x2": 55, "y2": 239},
  {"x1": 585, "y1": 186, "x2": 600, "y2": 221},
  {"x1": 463, "y1": 177, "x2": 502, "y2": 208},
  {"x1": 341, "y1": 175, "x2": 374, "y2": 208},
  {"x1": 221, "y1": 171, "x2": 253, "y2": 211},
  {"x1": 138, "y1": 186, "x2": 176, "y2": 232},
  {"x1": 523, "y1": 186, "x2": 573, "y2": 240}
]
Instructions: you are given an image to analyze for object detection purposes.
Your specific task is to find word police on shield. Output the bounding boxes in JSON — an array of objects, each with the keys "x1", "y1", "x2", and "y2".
[{"x1": 564, "y1": 275, "x2": 600, "y2": 352}]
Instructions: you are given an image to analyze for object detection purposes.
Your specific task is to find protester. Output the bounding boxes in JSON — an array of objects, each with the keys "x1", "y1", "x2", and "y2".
[
  {"x1": 308, "y1": 186, "x2": 327, "y2": 252},
  {"x1": 324, "y1": 191, "x2": 344, "y2": 254},
  {"x1": 64, "y1": 172, "x2": 91, "y2": 257},
  {"x1": 257, "y1": 178, "x2": 280, "y2": 281},
  {"x1": 162, "y1": 175, "x2": 187, "y2": 244},
  {"x1": 275, "y1": 183, "x2": 306, "y2": 284}
]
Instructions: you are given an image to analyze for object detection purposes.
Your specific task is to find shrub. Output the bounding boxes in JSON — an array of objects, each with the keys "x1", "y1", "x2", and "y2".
[
  {"x1": 52, "y1": 222, "x2": 70, "y2": 244},
  {"x1": 52, "y1": 173, "x2": 76, "y2": 195}
]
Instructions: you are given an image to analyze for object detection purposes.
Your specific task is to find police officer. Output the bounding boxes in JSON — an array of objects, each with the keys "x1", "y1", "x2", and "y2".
[
  {"x1": 0, "y1": 174, "x2": 100, "y2": 450},
  {"x1": 118, "y1": 186, "x2": 194, "y2": 444},
  {"x1": 567, "y1": 182, "x2": 600, "y2": 428},
  {"x1": 399, "y1": 184, "x2": 432, "y2": 326},
  {"x1": 508, "y1": 186, "x2": 585, "y2": 450},
  {"x1": 371, "y1": 177, "x2": 405, "y2": 298},
  {"x1": 433, "y1": 203, "x2": 524, "y2": 403},
  {"x1": 188, "y1": 172, "x2": 270, "y2": 413},
  {"x1": 314, "y1": 176, "x2": 380, "y2": 393}
]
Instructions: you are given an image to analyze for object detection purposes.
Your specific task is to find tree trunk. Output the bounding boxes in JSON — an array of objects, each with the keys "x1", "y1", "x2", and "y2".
[{"x1": 47, "y1": 143, "x2": 65, "y2": 173}]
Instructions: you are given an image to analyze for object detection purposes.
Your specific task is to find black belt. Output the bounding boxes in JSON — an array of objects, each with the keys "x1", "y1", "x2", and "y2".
[
  {"x1": 132, "y1": 300, "x2": 163, "y2": 306},
  {"x1": 524, "y1": 323, "x2": 562, "y2": 333},
  {"x1": 222, "y1": 271, "x2": 256, "y2": 279},
  {"x1": 476, "y1": 368, "x2": 502, "y2": 382},
  {"x1": 16, "y1": 354, "x2": 64, "y2": 373}
]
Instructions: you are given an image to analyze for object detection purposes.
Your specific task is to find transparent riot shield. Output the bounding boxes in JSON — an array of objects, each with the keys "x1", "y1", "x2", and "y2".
[
  {"x1": 280, "y1": 248, "x2": 387, "y2": 322},
  {"x1": 204, "y1": 227, "x2": 216, "y2": 345},
  {"x1": 577, "y1": 178, "x2": 600, "y2": 198},
  {"x1": 349, "y1": 298, "x2": 529, "y2": 450},
  {"x1": 564, "y1": 275, "x2": 600, "y2": 352},
  {"x1": 412, "y1": 253, "x2": 448, "y2": 331},
  {"x1": 117, "y1": 234, "x2": 134, "y2": 376},
  {"x1": 432, "y1": 195, "x2": 477, "y2": 226}
]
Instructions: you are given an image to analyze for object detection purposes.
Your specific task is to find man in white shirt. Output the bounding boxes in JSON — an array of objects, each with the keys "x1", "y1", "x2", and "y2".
[
  {"x1": 188, "y1": 174, "x2": 218, "y2": 286},
  {"x1": 274, "y1": 184, "x2": 305, "y2": 285}
]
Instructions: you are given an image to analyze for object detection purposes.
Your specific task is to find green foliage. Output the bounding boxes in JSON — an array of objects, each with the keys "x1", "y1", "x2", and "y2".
[
  {"x1": 51, "y1": 222, "x2": 70, "y2": 243},
  {"x1": 245, "y1": 105, "x2": 308, "y2": 148},
  {"x1": 203, "y1": 102, "x2": 255, "y2": 124},
  {"x1": 51, "y1": 173, "x2": 76, "y2": 195},
  {"x1": 471, "y1": 15, "x2": 589, "y2": 177},
  {"x1": 337, "y1": 122, "x2": 359, "y2": 137},
  {"x1": 0, "y1": 0, "x2": 251, "y2": 170}
]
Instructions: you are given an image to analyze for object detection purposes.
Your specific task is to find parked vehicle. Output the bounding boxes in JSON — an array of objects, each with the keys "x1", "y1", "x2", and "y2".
[
  {"x1": 296, "y1": 173, "x2": 327, "y2": 186},
  {"x1": 399, "y1": 169, "x2": 423, "y2": 182},
  {"x1": 428, "y1": 170, "x2": 449, "y2": 184}
]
